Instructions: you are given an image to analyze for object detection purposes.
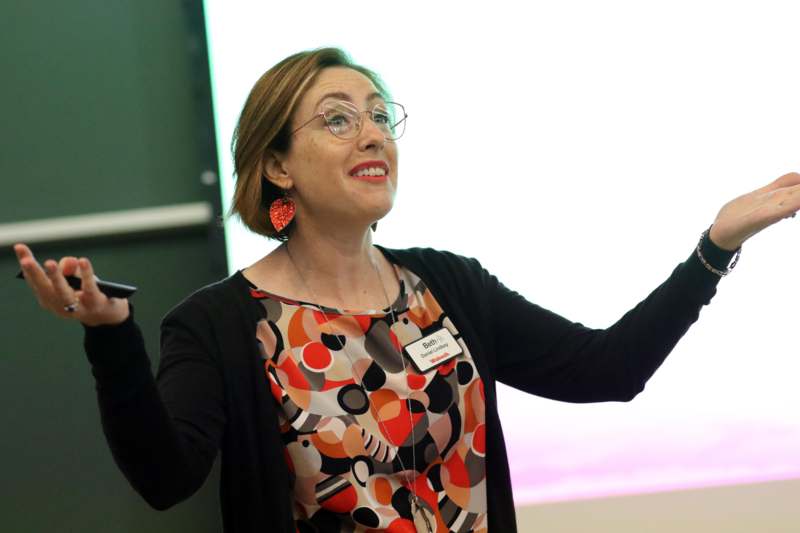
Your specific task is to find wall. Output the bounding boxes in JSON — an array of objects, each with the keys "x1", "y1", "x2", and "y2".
[{"x1": 517, "y1": 478, "x2": 800, "y2": 532}]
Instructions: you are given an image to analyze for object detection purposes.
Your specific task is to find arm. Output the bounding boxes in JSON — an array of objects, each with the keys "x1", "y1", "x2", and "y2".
[
  {"x1": 14, "y1": 243, "x2": 226, "y2": 509},
  {"x1": 84, "y1": 300, "x2": 226, "y2": 510},
  {"x1": 488, "y1": 234, "x2": 735, "y2": 403},
  {"x1": 488, "y1": 170, "x2": 800, "y2": 402}
]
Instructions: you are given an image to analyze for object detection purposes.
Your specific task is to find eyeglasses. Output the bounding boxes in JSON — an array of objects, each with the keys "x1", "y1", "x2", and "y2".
[{"x1": 291, "y1": 100, "x2": 407, "y2": 141}]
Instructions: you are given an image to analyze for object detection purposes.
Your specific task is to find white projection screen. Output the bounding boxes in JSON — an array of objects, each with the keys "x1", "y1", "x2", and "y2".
[{"x1": 203, "y1": 0, "x2": 800, "y2": 510}]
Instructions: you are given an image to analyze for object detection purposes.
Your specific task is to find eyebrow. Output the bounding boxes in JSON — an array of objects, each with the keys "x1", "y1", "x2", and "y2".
[{"x1": 314, "y1": 91, "x2": 384, "y2": 110}]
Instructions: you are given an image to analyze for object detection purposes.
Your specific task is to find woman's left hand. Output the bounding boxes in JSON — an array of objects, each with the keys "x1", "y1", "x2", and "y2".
[{"x1": 709, "y1": 172, "x2": 800, "y2": 251}]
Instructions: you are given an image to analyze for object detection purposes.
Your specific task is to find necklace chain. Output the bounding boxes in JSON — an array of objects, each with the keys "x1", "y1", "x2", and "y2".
[{"x1": 283, "y1": 243, "x2": 429, "y2": 529}]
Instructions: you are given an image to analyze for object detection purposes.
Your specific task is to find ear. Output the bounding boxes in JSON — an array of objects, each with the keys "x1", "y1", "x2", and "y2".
[{"x1": 263, "y1": 150, "x2": 293, "y2": 190}]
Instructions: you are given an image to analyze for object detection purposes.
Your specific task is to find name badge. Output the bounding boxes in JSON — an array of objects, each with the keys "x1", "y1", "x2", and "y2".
[{"x1": 403, "y1": 328, "x2": 462, "y2": 373}]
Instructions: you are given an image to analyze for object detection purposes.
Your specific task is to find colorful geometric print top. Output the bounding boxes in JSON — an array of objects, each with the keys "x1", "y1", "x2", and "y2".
[{"x1": 248, "y1": 262, "x2": 488, "y2": 532}]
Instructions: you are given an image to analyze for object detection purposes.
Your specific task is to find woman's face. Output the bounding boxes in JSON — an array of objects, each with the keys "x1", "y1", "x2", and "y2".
[{"x1": 274, "y1": 66, "x2": 399, "y2": 233}]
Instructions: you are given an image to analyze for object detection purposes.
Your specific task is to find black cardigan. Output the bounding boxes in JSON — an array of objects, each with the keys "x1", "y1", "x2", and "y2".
[{"x1": 84, "y1": 240, "x2": 733, "y2": 532}]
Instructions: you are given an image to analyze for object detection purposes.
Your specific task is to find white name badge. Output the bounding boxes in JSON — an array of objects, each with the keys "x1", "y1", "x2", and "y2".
[{"x1": 403, "y1": 328, "x2": 463, "y2": 373}]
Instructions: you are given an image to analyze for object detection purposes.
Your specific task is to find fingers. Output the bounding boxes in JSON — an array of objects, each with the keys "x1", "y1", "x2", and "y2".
[
  {"x1": 77, "y1": 257, "x2": 104, "y2": 307},
  {"x1": 711, "y1": 174, "x2": 800, "y2": 249},
  {"x1": 13, "y1": 243, "x2": 33, "y2": 264},
  {"x1": 760, "y1": 171, "x2": 800, "y2": 193},
  {"x1": 14, "y1": 243, "x2": 50, "y2": 295},
  {"x1": 13, "y1": 244, "x2": 124, "y2": 325},
  {"x1": 767, "y1": 183, "x2": 800, "y2": 215},
  {"x1": 58, "y1": 256, "x2": 79, "y2": 277},
  {"x1": 44, "y1": 259, "x2": 79, "y2": 313},
  {"x1": 14, "y1": 244, "x2": 90, "y2": 317},
  {"x1": 747, "y1": 184, "x2": 800, "y2": 233}
]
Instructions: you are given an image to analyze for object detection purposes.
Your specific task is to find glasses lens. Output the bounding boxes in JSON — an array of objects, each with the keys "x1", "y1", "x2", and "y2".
[
  {"x1": 321, "y1": 101, "x2": 407, "y2": 140},
  {"x1": 373, "y1": 102, "x2": 406, "y2": 140},
  {"x1": 322, "y1": 101, "x2": 360, "y2": 138}
]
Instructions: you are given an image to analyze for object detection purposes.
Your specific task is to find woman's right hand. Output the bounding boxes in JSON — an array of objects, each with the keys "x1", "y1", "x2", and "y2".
[{"x1": 14, "y1": 243, "x2": 130, "y2": 327}]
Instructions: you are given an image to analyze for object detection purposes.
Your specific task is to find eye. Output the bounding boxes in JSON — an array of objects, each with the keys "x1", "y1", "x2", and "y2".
[
  {"x1": 372, "y1": 108, "x2": 391, "y2": 125},
  {"x1": 323, "y1": 102, "x2": 358, "y2": 132},
  {"x1": 327, "y1": 113, "x2": 351, "y2": 129}
]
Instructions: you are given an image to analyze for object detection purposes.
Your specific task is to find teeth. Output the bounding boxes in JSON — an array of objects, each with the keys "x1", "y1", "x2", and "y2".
[{"x1": 354, "y1": 167, "x2": 386, "y2": 177}]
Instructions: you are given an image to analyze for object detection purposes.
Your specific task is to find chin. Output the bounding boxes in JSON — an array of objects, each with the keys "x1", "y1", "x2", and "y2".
[
  {"x1": 359, "y1": 200, "x2": 394, "y2": 229},
  {"x1": 358, "y1": 187, "x2": 396, "y2": 213},
  {"x1": 341, "y1": 181, "x2": 396, "y2": 223},
  {"x1": 369, "y1": 203, "x2": 394, "y2": 223}
]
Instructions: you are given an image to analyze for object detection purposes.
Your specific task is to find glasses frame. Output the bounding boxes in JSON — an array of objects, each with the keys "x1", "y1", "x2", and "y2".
[{"x1": 290, "y1": 100, "x2": 407, "y2": 141}]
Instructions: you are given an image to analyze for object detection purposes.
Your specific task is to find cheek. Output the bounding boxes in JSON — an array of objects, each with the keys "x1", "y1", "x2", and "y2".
[
  {"x1": 295, "y1": 139, "x2": 343, "y2": 180},
  {"x1": 318, "y1": 138, "x2": 350, "y2": 166},
  {"x1": 298, "y1": 138, "x2": 325, "y2": 167},
  {"x1": 388, "y1": 142, "x2": 399, "y2": 161},
  {"x1": 389, "y1": 148, "x2": 399, "y2": 181}
]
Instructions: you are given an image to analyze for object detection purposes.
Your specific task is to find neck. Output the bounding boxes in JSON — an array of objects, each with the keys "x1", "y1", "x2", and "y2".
[{"x1": 281, "y1": 219, "x2": 391, "y2": 309}]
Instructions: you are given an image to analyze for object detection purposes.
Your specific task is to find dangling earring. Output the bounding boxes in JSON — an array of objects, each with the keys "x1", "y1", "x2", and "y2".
[{"x1": 269, "y1": 193, "x2": 296, "y2": 232}]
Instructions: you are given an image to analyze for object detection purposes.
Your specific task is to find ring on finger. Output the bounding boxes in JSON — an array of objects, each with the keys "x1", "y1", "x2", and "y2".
[{"x1": 64, "y1": 301, "x2": 79, "y2": 313}]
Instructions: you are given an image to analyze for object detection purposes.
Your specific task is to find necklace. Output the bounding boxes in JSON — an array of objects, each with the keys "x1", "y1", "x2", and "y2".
[{"x1": 284, "y1": 243, "x2": 435, "y2": 533}]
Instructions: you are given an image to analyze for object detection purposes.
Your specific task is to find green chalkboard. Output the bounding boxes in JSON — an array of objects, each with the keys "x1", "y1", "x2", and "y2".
[
  {"x1": 0, "y1": 2, "x2": 226, "y2": 531},
  {"x1": 0, "y1": 1, "x2": 216, "y2": 225}
]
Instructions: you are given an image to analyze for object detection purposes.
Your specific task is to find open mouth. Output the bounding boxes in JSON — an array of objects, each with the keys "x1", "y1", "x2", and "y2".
[
  {"x1": 352, "y1": 167, "x2": 387, "y2": 177},
  {"x1": 349, "y1": 160, "x2": 390, "y2": 179}
]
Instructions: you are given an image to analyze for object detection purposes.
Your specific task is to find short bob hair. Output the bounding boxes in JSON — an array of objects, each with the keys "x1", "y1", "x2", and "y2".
[{"x1": 229, "y1": 47, "x2": 390, "y2": 241}]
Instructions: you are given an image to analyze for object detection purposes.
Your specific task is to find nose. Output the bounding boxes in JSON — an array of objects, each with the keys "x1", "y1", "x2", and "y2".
[{"x1": 356, "y1": 111, "x2": 386, "y2": 152}]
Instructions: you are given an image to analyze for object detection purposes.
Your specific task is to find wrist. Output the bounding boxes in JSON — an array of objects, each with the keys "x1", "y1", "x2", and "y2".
[
  {"x1": 80, "y1": 300, "x2": 131, "y2": 328},
  {"x1": 707, "y1": 224, "x2": 740, "y2": 252},
  {"x1": 696, "y1": 227, "x2": 740, "y2": 276}
]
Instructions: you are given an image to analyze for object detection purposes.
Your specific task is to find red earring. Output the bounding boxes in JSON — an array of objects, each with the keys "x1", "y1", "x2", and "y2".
[{"x1": 269, "y1": 195, "x2": 296, "y2": 232}]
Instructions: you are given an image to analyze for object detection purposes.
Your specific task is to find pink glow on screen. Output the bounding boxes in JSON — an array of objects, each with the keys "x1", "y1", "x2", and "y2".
[{"x1": 498, "y1": 386, "x2": 800, "y2": 504}]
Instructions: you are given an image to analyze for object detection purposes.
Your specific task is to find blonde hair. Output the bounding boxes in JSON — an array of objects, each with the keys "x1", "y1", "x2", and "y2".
[{"x1": 229, "y1": 47, "x2": 389, "y2": 240}]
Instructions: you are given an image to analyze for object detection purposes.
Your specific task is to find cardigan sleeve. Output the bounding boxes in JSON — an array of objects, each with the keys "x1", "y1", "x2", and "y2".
[
  {"x1": 485, "y1": 236, "x2": 736, "y2": 402},
  {"x1": 83, "y1": 298, "x2": 226, "y2": 510}
]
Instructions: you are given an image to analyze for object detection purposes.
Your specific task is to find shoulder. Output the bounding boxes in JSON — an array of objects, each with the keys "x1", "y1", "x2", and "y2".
[
  {"x1": 378, "y1": 245, "x2": 492, "y2": 300},
  {"x1": 162, "y1": 272, "x2": 253, "y2": 324},
  {"x1": 379, "y1": 246, "x2": 485, "y2": 275}
]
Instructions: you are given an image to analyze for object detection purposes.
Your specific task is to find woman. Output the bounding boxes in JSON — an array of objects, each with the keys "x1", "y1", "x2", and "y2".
[{"x1": 13, "y1": 48, "x2": 800, "y2": 533}]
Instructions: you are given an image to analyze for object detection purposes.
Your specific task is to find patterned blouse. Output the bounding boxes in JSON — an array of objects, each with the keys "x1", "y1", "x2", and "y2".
[{"x1": 248, "y1": 263, "x2": 488, "y2": 532}]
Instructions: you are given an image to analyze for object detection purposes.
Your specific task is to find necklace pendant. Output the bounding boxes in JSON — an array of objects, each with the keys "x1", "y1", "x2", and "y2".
[{"x1": 410, "y1": 494, "x2": 434, "y2": 533}]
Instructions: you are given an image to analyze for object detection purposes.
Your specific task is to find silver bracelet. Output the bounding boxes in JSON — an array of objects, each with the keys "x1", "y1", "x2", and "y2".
[{"x1": 695, "y1": 228, "x2": 741, "y2": 277}]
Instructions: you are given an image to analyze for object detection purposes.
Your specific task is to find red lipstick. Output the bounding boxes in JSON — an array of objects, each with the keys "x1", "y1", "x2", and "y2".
[{"x1": 349, "y1": 160, "x2": 390, "y2": 178}]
